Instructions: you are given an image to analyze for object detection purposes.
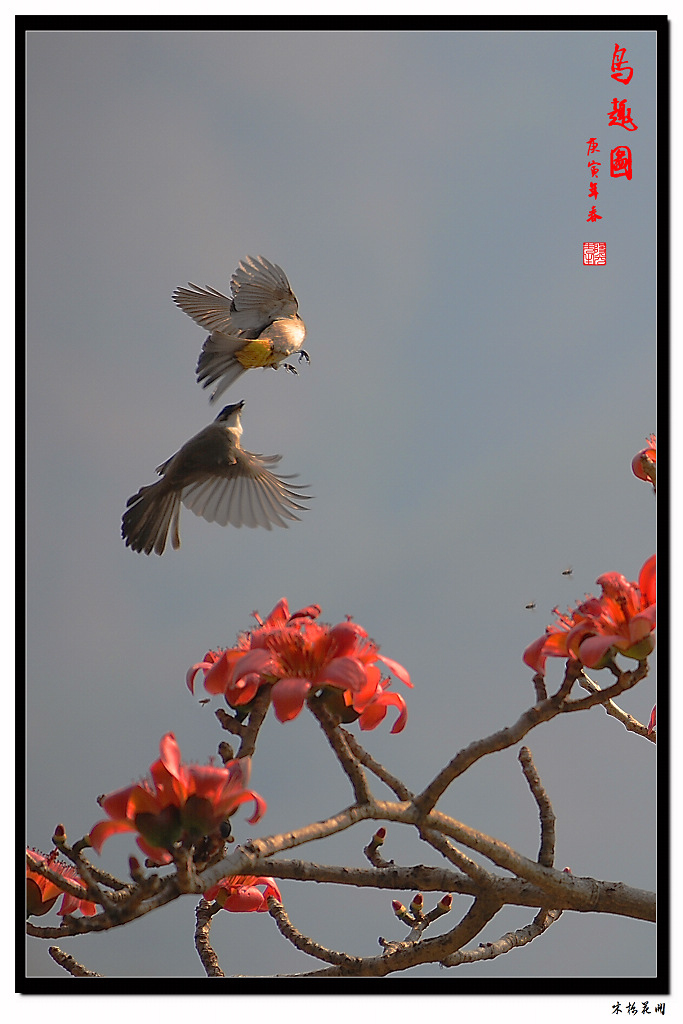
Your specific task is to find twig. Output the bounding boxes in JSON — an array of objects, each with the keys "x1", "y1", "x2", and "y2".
[
  {"x1": 412, "y1": 658, "x2": 636, "y2": 817},
  {"x1": 563, "y1": 661, "x2": 649, "y2": 713},
  {"x1": 268, "y1": 898, "x2": 363, "y2": 968},
  {"x1": 532, "y1": 674, "x2": 548, "y2": 702},
  {"x1": 441, "y1": 907, "x2": 562, "y2": 967},
  {"x1": 291, "y1": 893, "x2": 506, "y2": 977},
  {"x1": 48, "y1": 946, "x2": 102, "y2": 977},
  {"x1": 71, "y1": 852, "x2": 117, "y2": 914},
  {"x1": 518, "y1": 747, "x2": 555, "y2": 867},
  {"x1": 418, "y1": 826, "x2": 496, "y2": 889},
  {"x1": 27, "y1": 874, "x2": 187, "y2": 938},
  {"x1": 270, "y1": 892, "x2": 505, "y2": 978},
  {"x1": 51, "y1": 836, "x2": 129, "y2": 892},
  {"x1": 363, "y1": 827, "x2": 393, "y2": 867},
  {"x1": 577, "y1": 671, "x2": 656, "y2": 742},
  {"x1": 308, "y1": 701, "x2": 373, "y2": 805},
  {"x1": 550, "y1": 659, "x2": 584, "y2": 701},
  {"x1": 236, "y1": 689, "x2": 272, "y2": 758},
  {"x1": 214, "y1": 708, "x2": 246, "y2": 739},
  {"x1": 194, "y1": 900, "x2": 225, "y2": 977},
  {"x1": 342, "y1": 730, "x2": 414, "y2": 800},
  {"x1": 26, "y1": 852, "x2": 99, "y2": 906}
]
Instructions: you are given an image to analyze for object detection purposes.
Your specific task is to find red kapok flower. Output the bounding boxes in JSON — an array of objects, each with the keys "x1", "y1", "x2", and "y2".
[
  {"x1": 89, "y1": 733, "x2": 266, "y2": 865},
  {"x1": 632, "y1": 433, "x2": 656, "y2": 493},
  {"x1": 572, "y1": 556, "x2": 656, "y2": 668},
  {"x1": 523, "y1": 556, "x2": 656, "y2": 674},
  {"x1": 204, "y1": 874, "x2": 282, "y2": 912},
  {"x1": 26, "y1": 848, "x2": 98, "y2": 918},
  {"x1": 187, "y1": 599, "x2": 412, "y2": 733}
]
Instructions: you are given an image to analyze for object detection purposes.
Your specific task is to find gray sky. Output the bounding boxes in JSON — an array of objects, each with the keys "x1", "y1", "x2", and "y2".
[{"x1": 25, "y1": 28, "x2": 659, "y2": 989}]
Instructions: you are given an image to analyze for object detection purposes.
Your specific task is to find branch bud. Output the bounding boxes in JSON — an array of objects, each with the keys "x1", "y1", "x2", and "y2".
[
  {"x1": 391, "y1": 900, "x2": 413, "y2": 924},
  {"x1": 52, "y1": 824, "x2": 67, "y2": 847}
]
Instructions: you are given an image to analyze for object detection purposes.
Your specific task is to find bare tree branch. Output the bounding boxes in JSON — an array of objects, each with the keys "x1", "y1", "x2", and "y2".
[
  {"x1": 578, "y1": 671, "x2": 655, "y2": 742},
  {"x1": 309, "y1": 700, "x2": 373, "y2": 805},
  {"x1": 342, "y1": 730, "x2": 414, "y2": 801},
  {"x1": 518, "y1": 746, "x2": 556, "y2": 867},
  {"x1": 48, "y1": 946, "x2": 103, "y2": 977},
  {"x1": 412, "y1": 663, "x2": 585, "y2": 817},
  {"x1": 441, "y1": 907, "x2": 563, "y2": 966},
  {"x1": 194, "y1": 900, "x2": 225, "y2": 977}
]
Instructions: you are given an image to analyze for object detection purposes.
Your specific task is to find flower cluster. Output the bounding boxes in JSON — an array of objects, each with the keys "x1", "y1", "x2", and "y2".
[
  {"x1": 89, "y1": 733, "x2": 265, "y2": 866},
  {"x1": 204, "y1": 874, "x2": 282, "y2": 913},
  {"x1": 523, "y1": 555, "x2": 656, "y2": 675},
  {"x1": 187, "y1": 598, "x2": 412, "y2": 733},
  {"x1": 26, "y1": 848, "x2": 98, "y2": 918},
  {"x1": 632, "y1": 433, "x2": 656, "y2": 493}
]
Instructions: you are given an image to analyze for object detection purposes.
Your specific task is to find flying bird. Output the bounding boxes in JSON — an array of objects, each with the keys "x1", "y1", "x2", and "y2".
[
  {"x1": 122, "y1": 401, "x2": 310, "y2": 555},
  {"x1": 173, "y1": 255, "x2": 308, "y2": 403}
]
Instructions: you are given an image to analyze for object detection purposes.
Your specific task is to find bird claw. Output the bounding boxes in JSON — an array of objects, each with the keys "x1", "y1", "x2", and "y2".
[{"x1": 280, "y1": 351, "x2": 310, "y2": 375}]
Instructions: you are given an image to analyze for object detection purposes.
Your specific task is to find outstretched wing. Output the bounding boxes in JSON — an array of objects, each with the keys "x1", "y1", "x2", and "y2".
[
  {"x1": 173, "y1": 255, "x2": 299, "y2": 338},
  {"x1": 230, "y1": 255, "x2": 299, "y2": 325},
  {"x1": 180, "y1": 450, "x2": 311, "y2": 530},
  {"x1": 172, "y1": 283, "x2": 237, "y2": 336}
]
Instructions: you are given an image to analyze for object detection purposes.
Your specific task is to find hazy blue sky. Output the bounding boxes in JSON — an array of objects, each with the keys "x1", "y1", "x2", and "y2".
[{"x1": 25, "y1": 26, "x2": 660, "y2": 998}]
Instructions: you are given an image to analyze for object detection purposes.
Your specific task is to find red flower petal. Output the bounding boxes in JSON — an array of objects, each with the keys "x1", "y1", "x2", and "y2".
[
  {"x1": 377, "y1": 654, "x2": 413, "y2": 688},
  {"x1": 136, "y1": 836, "x2": 174, "y2": 865},
  {"x1": 639, "y1": 554, "x2": 656, "y2": 605},
  {"x1": 203, "y1": 651, "x2": 235, "y2": 695},
  {"x1": 232, "y1": 648, "x2": 279, "y2": 682},
  {"x1": 271, "y1": 677, "x2": 312, "y2": 722},
  {"x1": 260, "y1": 598, "x2": 290, "y2": 628},
  {"x1": 320, "y1": 656, "x2": 367, "y2": 691},
  {"x1": 523, "y1": 635, "x2": 548, "y2": 673},
  {"x1": 353, "y1": 664, "x2": 382, "y2": 704},
  {"x1": 629, "y1": 606, "x2": 657, "y2": 643},
  {"x1": 186, "y1": 662, "x2": 207, "y2": 693},
  {"x1": 89, "y1": 818, "x2": 138, "y2": 854},
  {"x1": 328, "y1": 621, "x2": 368, "y2": 657},
  {"x1": 577, "y1": 634, "x2": 617, "y2": 668},
  {"x1": 221, "y1": 787, "x2": 267, "y2": 825},
  {"x1": 359, "y1": 692, "x2": 408, "y2": 734},
  {"x1": 97, "y1": 783, "x2": 139, "y2": 821},
  {"x1": 159, "y1": 733, "x2": 181, "y2": 778},
  {"x1": 226, "y1": 673, "x2": 261, "y2": 706},
  {"x1": 358, "y1": 701, "x2": 387, "y2": 731}
]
